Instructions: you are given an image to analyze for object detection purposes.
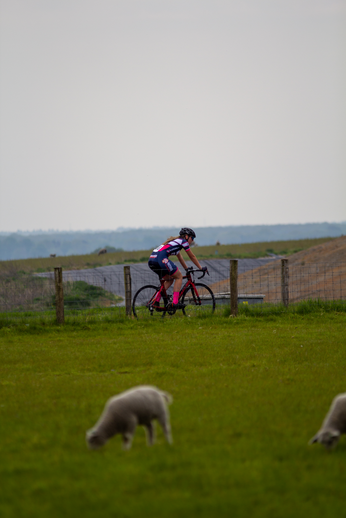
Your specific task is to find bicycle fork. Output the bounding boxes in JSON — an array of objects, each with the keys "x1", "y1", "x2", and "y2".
[{"x1": 180, "y1": 283, "x2": 201, "y2": 306}]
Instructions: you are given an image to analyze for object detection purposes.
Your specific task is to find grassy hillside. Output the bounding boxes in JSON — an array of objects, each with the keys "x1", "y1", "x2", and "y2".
[{"x1": 0, "y1": 237, "x2": 335, "y2": 275}]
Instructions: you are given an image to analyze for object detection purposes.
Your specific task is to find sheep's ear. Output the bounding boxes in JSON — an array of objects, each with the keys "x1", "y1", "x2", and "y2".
[{"x1": 309, "y1": 434, "x2": 319, "y2": 445}]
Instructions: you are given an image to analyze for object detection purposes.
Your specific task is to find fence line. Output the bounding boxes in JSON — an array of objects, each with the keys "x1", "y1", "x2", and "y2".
[
  {"x1": 230, "y1": 260, "x2": 238, "y2": 316},
  {"x1": 124, "y1": 265, "x2": 132, "y2": 317},
  {"x1": 0, "y1": 260, "x2": 345, "y2": 320},
  {"x1": 54, "y1": 267, "x2": 64, "y2": 324},
  {"x1": 281, "y1": 259, "x2": 289, "y2": 308}
]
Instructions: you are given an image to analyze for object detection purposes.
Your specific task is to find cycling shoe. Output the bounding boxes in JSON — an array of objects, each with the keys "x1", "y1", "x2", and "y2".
[{"x1": 167, "y1": 302, "x2": 186, "y2": 311}]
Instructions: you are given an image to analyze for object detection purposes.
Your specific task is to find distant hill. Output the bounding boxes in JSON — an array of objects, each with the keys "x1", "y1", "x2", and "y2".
[{"x1": 0, "y1": 222, "x2": 345, "y2": 261}]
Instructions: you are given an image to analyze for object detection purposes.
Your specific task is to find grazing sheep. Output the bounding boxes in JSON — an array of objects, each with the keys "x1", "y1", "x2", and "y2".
[
  {"x1": 86, "y1": 386, "x2": 173, "y2": 450},
  {"x1": 98, "y1": 248, "x2": 107, "y2": 255},
  {"x1": 309, "y1": 393, "x2": 346, "y2": 450}
]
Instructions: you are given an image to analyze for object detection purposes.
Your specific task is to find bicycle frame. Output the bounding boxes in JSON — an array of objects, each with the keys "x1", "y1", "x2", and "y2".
[
  {"x1": 179, "y1": 273, "x2": 202, "y2": 305},
  {"x1": 132, "y1": 268, "x2": 214, "y2": 318},
  {"x1": 154, "y1": 269, "x2": 205, "y2": 311}
]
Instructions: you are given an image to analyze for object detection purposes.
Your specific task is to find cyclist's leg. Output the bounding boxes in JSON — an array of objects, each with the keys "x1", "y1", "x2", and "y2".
[
  {"x1": 148, "y1": 258, "x2": 175, "y2": 303},
  {"x1": 158, "y1": 259, "x2": 182, "y2": 304},
  {"x1": 161, "y1": 269, "x2": 183, "y2": 307},
  {"x1": 161, "y1": 269, "x2": 182, "y2": 306},
  {"x1": 148, "y1": 260, "x2": 163, "y2": 303},
  {"x1": 163, "y1": 278, "x2": 174, "y2": 291},
  {"x1": 173, "y1": 269, "x2": 183, "y2": 291},
  {"x1": 151, "y1": 257, "x2": 177, "y2": 296}
]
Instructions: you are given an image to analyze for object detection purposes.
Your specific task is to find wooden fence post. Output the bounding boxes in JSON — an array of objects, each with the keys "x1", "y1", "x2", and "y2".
[
  {"x1": 281, "y1": 259, "x2": 289, "y2": 308},
  {"x1": 124, "y1": 266, "x2": 132, "y2": 317},
  {"x1": 54, "y1": 267, "x2": 64, "y2": 324},
  {"x1": 230, "y1": 259, "x2": 238, "y2": 316}
]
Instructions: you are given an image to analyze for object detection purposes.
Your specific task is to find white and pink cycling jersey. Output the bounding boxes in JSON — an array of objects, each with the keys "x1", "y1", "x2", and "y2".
[{"x1": 149, "y1": 238, "x2": 190, "y2": 259}]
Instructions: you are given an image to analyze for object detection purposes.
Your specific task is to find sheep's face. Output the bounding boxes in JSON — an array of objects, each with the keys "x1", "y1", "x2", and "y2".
[
  {"x1": 86, "y1": 430, "x2": 106, "y2": 450},
  {"x1": 310, "y1": 430, "x2": 340, "y2": 450}
]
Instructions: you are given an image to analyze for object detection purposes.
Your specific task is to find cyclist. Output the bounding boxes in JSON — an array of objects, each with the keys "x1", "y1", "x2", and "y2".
[{"x1": 148, "y1": 227, "x2": 208, "y2": 310}]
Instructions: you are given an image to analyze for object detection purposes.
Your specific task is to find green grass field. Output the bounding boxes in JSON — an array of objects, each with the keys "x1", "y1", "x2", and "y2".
[{"x1": 1, "y1": 310, "x2": 346, "y2": 517}]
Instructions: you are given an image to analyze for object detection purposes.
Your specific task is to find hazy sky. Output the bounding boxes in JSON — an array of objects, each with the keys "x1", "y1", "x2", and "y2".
[{"x1": 0, "y1": 0, "x2": 345, "y2": 232}]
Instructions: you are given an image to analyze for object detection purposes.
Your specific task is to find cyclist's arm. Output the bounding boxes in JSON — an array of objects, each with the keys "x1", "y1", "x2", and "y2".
[
  {"x1": 185, "y1": 249, "x2": 203, "y2": 270},
  {"x1": 176, "y1": 251, "x2": 188, "y2": 270}
]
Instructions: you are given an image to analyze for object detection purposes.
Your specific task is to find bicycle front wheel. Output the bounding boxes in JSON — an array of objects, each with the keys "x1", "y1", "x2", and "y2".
[
  {"x1": 181, "y1": 283, "x2": 215, "y2": 317},
  {"x1": 132, "y1": 285, "x2": 166, "y2": 319}
]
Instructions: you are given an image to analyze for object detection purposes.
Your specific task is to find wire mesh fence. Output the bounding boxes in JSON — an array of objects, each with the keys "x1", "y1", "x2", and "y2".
[
  {"x1": 0, "y1": 270, "x2": 127, "y2": 324},
  {"x1": 0, "y1": 274, "x2": 56, "y2": 313},
  {"x1": 236, "y1": 261, "x2": 346, "y2": 304},
  {"x1": 0, "y1": 259, "x2": 345, "y2": 323}
]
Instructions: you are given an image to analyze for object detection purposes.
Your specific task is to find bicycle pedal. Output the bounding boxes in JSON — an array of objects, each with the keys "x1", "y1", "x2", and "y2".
[{"x1": 167, "y1": 302, "x2": 186, "y2": 311}]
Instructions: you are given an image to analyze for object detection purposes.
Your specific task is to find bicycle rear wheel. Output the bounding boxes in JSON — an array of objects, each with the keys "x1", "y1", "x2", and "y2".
[
  {"x1": 181, "y1": 282, "x2": 215, "y2": 317},
  {"x1": 132, "y1": 285, "x2": 169, "y2": 319}
]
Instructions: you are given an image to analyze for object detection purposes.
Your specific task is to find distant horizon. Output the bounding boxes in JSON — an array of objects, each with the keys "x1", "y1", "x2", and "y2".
[
  {"x1": 1, "y1": 221, "x2": 345, "y2": 260},
  {"x1": 1, "y1": 220, "x2": 345, "y2": 236}
]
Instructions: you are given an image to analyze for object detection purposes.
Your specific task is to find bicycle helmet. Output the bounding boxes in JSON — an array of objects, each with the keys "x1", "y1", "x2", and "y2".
[{"x1": 179, "y1": 227, "x2": 196, "y2": 240}]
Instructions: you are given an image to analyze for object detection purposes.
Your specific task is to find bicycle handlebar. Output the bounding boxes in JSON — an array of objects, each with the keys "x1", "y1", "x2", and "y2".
[{"x1": 185, "y1": 268, "x2": 209, "y2": 280}]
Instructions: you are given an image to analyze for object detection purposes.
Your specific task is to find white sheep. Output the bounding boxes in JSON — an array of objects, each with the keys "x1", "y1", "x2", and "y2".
[
  {"x1": 86, "y1": 386, "x2": 173, "y2": 450},
  {"x1": 309, "y1": 393, "x2": 346, "y2": 450}
]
